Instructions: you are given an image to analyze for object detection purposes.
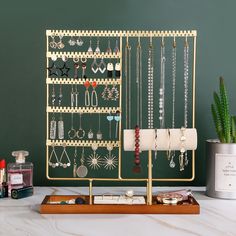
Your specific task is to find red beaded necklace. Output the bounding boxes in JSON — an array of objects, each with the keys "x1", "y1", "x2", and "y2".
[{"x1": 133, "y1": 125, "x2": 141, "y2": 173}]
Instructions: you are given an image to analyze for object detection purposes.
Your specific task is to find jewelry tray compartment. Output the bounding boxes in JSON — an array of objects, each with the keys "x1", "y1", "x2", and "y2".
[{"x1": 40, "y1": 195, "x2": 200, "y2": 214}]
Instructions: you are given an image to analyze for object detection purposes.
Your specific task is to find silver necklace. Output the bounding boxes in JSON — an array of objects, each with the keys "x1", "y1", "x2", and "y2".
[
  {"x1": 125, "y1": 36, "x2": 132, "y2": 129},
  {"x1": 147, "y1": 36, "x2": 154, "y2": 129},
  {"x1": 159, "y1": 37, "x2": 166, "y2": 128},
  {"x1": 169, "y1": 39, "x2": 177, "y2": 168},
  {"x1": 73, "y1": 147, "x2": 77, "y2": 177},
  {"x1": 183, "y1": 38, "x2": 189, "y2": 167}
]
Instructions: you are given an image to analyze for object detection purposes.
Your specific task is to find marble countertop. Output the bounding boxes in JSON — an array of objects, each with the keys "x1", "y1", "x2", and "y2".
[{"x1": 0, "y1": 187, "x2": 236, "y2": 236}]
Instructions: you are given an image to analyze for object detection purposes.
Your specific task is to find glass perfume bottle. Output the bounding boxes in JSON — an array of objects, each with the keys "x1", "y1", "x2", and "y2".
[{"x1": 7, "y1": 151, "x2": 33, "y2": 196}]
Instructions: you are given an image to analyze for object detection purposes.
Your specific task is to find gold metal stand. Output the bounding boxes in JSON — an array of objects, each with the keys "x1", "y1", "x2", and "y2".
[{"x1": 45, "y1": 30, "x2": 197, "y2": 207}]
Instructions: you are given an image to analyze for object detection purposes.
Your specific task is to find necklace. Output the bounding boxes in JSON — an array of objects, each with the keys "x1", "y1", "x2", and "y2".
[
  {"x1": 159, "y1": 37, "x2": 166, "y2": 128},
  {"x1": 147, "y1": 36, "x2": 154, "y2": 129},
  {"x1": 76, "y1": 147, "x2": 88, "y2": 177},
  {"x1": 169, "y1": 38, "x2": 177, "y2": 168},
  {"x1": 183, "y1": 38, "x2": 189, "y2": 167}
]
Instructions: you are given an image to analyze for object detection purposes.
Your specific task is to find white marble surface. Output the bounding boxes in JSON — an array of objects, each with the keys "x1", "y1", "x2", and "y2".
[{"x1": 0, "y1": 187, "x2": 236, "y2": 236}]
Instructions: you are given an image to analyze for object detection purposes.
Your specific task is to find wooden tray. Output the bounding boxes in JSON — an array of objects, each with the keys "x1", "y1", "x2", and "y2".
[{"x1": 40, "y1": 195, "x2": 200, "y2": 214}]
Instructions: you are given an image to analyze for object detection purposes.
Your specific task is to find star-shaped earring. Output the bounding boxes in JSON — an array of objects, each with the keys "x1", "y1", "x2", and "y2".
[
  {"x1": 59, "y1": 63, "x2": 70, "y2": 77},
  {"x1": 47, "y1": 63, "x2": 58, "y2": 77}
]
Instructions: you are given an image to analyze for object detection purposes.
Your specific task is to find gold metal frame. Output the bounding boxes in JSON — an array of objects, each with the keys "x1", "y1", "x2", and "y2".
[{"x1": 46, "y1": 30, "x2": 197, "y2": 205}]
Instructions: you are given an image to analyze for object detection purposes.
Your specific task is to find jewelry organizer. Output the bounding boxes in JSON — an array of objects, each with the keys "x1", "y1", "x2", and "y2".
[{"x1": 40, "y1": 29, "x2": 199, "y2": 214}]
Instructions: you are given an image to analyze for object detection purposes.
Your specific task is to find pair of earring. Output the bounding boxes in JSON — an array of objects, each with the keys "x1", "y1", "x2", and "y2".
[
  {"x1": 84, "y1": 81, "x2": 98, "y2": 107},
  {"x1": 107, "y1": 62, "x2": 121, "y2": 78},
  {"x1": 49, "y1": 34, "x2": 65, "y2": 49},
  {"x1": 101, "y1": 83, "x2": 119, "y2": 101},
  {"x1": 88, "y1": 38, "x2": 101, "y2": 54},
  {"x1": 106, "y1": 38, "x2": 120, "y2": 54},
  {"x1": 106, "y1": 111, "x2": 121, "y2": 139},
  {"x1": 73, "y1": 57, "x2": 87, "y2": 79},
  {"x1": 49, "y1": 144, "x2": 71, "y2": 168},
  {"x1": 68, "y1": 36, "x2": 84, "y2": 46},
  {"x1": 91, "y1": 57, "x2": 106, "y2": 74}
]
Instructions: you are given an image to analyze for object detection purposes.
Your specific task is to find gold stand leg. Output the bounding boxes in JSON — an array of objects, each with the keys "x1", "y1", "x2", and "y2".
[
  {"x1": 89, "y1": 180, "x2": 93, "y2": 205},
  {"x1": 147, "y1": 150, "x2": 152, "y2": 205}
]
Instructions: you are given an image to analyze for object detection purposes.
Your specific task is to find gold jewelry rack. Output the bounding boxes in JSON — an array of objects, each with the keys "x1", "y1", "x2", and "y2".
[{"x1": 45, "y1": 29, "x2": 197, "y2": 209}]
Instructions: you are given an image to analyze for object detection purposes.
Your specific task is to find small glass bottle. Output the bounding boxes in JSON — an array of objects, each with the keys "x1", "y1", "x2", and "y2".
[{"x1": 7, "y1": 151, "x2": 33, "y2": 196}]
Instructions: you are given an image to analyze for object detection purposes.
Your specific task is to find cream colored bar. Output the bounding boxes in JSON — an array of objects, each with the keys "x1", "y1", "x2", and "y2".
[
  {"x1": 47, "y1": 140, "x2": 120, "y2": 148},
  {"x1": 47, "y1": 52, "x2": 120, "y2": 59},
  {"x1": 46, "y1": 78, "x2": 121, "y2": 85},
  {"x1": 46, "y1": 30, "x2": 197, "y2": 37},
  {"x1": 47, "y1": 106, "x2": 120, "y2": 113}
]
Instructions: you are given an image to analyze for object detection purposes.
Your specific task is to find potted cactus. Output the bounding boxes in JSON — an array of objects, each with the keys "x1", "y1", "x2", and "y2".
[{"x1": 206, "y1": 77, "x2": 236, "y2": 199}]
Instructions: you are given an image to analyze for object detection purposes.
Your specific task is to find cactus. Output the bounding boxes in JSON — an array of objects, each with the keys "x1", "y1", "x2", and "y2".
[{"x1": 211, "y1": 77, "x2": 236, "y2": 143}]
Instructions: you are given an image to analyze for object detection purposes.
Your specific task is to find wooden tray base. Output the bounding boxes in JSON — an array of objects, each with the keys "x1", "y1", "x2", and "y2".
[{"x1": 40, "y1": 195, "x2": 200, "y2": 214}]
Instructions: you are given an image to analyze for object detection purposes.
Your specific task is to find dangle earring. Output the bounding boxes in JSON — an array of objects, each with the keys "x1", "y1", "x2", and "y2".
[
  {"x1": 101, "y1": 83, "x2": 110, "y2": 101},
  {"x1": 59, "y1": 144, "x2": 71, "y2": 168},
  {"x1": 73, "y1": 57, "x2": 80, "y2": 79},
  {"x1": 109, "y1": 83, "x2": 119, "y2": 101},
  {"x1": 98, "y1": 58, "x2": 106, "y2": 73},
  {"x1": 106, "y1": 37, "x2": 112, "y2": 53},
  {"x1": 58, "y1": 85, "x2": 63, "y2": 106},
  {"x1": 77, "y1": 113, "x2": 85, "y2": 139},
  {"x1": 91, "y1": 56, "x2": 99, "y2": 73},
  {"x1": 58, "y1": 113, "x2": 64, "y2": 139},
  {"x1": 49, "y1": 34, "x2": 57, "y2": 49},
  {"x1": 50, "y1": 113, "x2": 57, "y2": 140},
  {"x1": 107, "y1": 62, "x2": 113, "y2": 78},
  {"x1": 88, "y1": 113, "x2": 94, "y2": 139},
  {"x1": 77, "y1": 35, "x2": 84, "y2": 46},
  {"x1": 169, "y1": 37, "x2": 177, "y2": 168},
  {"x1": 147, "y1": 35, "x2": 154, "y2": 129},
  {"x1": 51, "y1": 84, "x2": 56, "y2": 106},
  {"x1": 95, "y1": 37, "x2": 101, "y2": 54},
  {"x1": 87, "y1": 143, "x2": 102, "y2": 170},
  {"x1": 49, "y1": 145, "x2": 60, "y2": 168},
  {"x1": 114, "y1": 111, "x2": 121, "y2": 139},
  {"x1": 87, "y1": 37, "x2": 93, "y2": 54},
  {"x1": 159, "y1": 37, "x2": 166, "y2": 128},
  {"x1": 57, "y1": 34, "x2": 65, "y2": 49},
  {"x1": 76, "y1": 147, "x2": 88, "y2": 178},
  {"x1": 68, "y1": 113, "x2": 77, "y2": 139},
  {"x1": 96, "y1": 113, "x2": 102, "y2": 140},
  {"x1": 59, "y1": 55, "x2": 70, "y2": 77},
  {"x1": 103, "y1": 144, "x2": 118, "y2": 170},
  {"x1": 91, "y1": 81, "x2": 98, "y2": 107},
  {"x1": 115, "y1": 61, "x2": 121, "y2": 78},
  {"x1": 106, "y1": 112, "x2": 114, "y2": 139},
  {"x1": 183, "y1": 37, "x2": 189, "y2": 167},
  {"x1": 68, "y1": 36, "x2": 76, "y2": 46},
  {"x1": 81, "y1": 58, "x2": 87, "y2": 79},
  {"x1": 73, "y1": 147, "x2": 78, "y2": 177},
  {"x1": 113, "y1": 37, "x2": 119, "y2": 54},
  {"x1": 84, "y1": 80, "x2": 90, "y2": 106},
  {"x1": 47, "y1": 61, "x2": 58, "y2": 77}
]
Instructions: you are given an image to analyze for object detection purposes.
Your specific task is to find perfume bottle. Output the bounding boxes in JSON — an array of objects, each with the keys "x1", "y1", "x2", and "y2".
[
  {"x1": 7, "y1": 151, "x2": 33, "y2": 196},
  {"x1": 0, "y1": 159, "x2": 8, "y2": 198}
]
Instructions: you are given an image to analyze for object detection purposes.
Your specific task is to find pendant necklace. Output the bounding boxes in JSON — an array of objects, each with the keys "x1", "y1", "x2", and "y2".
[
  {"x1": 76, "y1": 147, "x2": 88, "y2": 177},
  {"x1": 159, "y1": 37, "x2": 166, "y2": 128},
  {"x1": 169, "y1": 38, "x2": 177, "y2": 168}
]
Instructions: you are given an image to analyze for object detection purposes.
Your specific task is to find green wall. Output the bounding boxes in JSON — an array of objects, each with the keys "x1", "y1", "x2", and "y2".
[{"x1": 0, "y1": 0, "x2": 235, "y2": 186}]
